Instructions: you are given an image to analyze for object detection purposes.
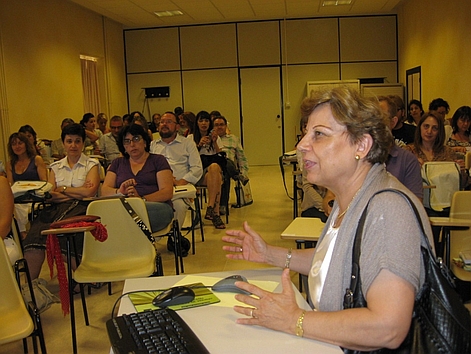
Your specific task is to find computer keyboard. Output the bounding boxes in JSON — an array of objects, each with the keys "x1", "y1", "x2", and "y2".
[{"x1": 107, "y1": 308, "x2": 209, "y2": 354}]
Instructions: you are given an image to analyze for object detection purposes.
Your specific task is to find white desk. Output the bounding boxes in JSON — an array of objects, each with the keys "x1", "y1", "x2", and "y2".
[
  {"x1": 281, "y1": 217, "x2": 325, "y2": 243},
  {"x1": 281, "y1": 217, "x2": 325, "y2": 294},
  {"x1": 116, "y1": 268, "x2": 342, "y2": 354}
]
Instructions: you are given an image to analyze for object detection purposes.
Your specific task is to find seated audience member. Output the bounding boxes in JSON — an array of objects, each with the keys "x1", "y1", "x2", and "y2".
[
  {"x1": 6, "y1": 132, "x2": 48, "y2": 239},
  {"x1": 51, "y1": 118, "x2": 74, "y2": 160},
  {"x1": 378, "y1": 96, "x2": 423, "y2": 200},
  {"x1": 80, "y1": 112, "x2": 102, "y2": 153},
  {"x1": 179, "y1": 111, "x2": 196, "y2": 137},
  {"x1": 96, "y1": 112, "x2": 110, "y2": 135},
  {"x1": 149, "y1": 113, "x2": 161, "y2": 133},
  {"x1": 405, "y1": 111, "x2": 468, "y2": 251},
  {"x1": 213, "y1": 116, "x2": 249, "y2": 214},
  {"x1": 406, "y1": 99, "x2": 424, "y2": 126},
  {"x1": 222, "y1": 86, "x2": 432, "y2": 351},
  {"x1": 429, "y1": 98, "x2": 450, "y2": 123},
  {"x1": 100, "y1": 124, "x2": 174, "y2": 233},
  {"x1": 19, "y1": 124, "x2": 51, "y2": 164},
  {"x1": 99, "y1": 115, "x2": 123, "y2": 168},
  {"x1": 0, "y1": 175, "x2": 20, "y2": 264},
  {"x1": 22, "y1": 123, "x2": 100, "y2": 280},
  {"x1": 122, "y1": 113, "x2": 133, "y2": 126},
  {"x1": 174, "y1": 106, "x2": 184, "y2": 121},
  {"x1": 150, "y1": 112, "x2": 203, "y2": 231},
  {"x1": 446, "y1": 106, "x2": 471, "y2": 150},
  {"x1": 405, "y1": 111, "x2": 465, "y2": 167},
  {"x1": 131, "y1": 111, "x2": 153, "y2": 141},
  {"x1": 389, "y1": 95, "x2": 416, "y2": 145},
  {"x1": 189, "y1": 111, "x2": 226, "y2": 229}
]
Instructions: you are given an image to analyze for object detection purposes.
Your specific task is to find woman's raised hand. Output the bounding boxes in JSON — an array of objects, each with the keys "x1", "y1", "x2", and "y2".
[{"x1": 222, "y1": 221, "x2": 269, "y2": 264}]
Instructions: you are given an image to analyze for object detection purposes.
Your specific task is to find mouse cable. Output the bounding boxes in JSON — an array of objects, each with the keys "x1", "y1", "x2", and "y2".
[{"x1": 110, "y1": 285, "x2": 212, "y2": 319}]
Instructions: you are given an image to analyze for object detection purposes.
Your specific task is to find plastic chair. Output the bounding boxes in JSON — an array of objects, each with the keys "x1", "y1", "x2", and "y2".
[
  {"x1": 449, "y1": 191, "x2": 471, "y2": 282},
  {"x1": 74, "y1": 197, "x2": 183, "y2": 284},
  {"x1": 0, "y1": 240, "x2": 34, "y2": 347}
]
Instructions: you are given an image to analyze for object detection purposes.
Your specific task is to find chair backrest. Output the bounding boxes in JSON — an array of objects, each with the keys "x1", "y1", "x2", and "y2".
[
  {"x1": 466, "y1": 151, "x2": 471, "y2": 171},
  {"x1": 79, "y1": 197, "x2": 156, "y2": 277},
  {"x1": 449, "y1": 191, "x2": 471, "y2": 281},
  {"x1": 0, "y1": 241, "x2": 34, "y2": 345},
  {"x1": 422, "y1": 161, "x2": 461, "y2": 211}
]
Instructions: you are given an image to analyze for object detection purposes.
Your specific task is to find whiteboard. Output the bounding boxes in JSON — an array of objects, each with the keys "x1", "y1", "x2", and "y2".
[
  {"x1": 306, "y1": 80, "x2": 360, "y2": 96},
  {"x1": 361, "y1": 83, "x2": 404, "y2": 100}
]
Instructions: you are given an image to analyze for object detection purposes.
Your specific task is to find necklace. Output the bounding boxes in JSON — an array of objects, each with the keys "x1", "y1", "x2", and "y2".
[{"x1": 335, "y1": 188, "x2": 361, "y2": 227}]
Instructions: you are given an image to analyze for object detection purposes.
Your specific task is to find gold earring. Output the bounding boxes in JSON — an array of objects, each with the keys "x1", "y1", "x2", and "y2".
[{"x1": 355, "y1": 155, "x2": 360, "y2": 160}]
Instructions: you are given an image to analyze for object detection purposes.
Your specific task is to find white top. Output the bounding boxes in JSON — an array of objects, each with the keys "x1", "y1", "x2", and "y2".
[
  {"x1": 309, "y1": 214, "x2": 339, "y2": 310},
  {"x1": 50, "y1": 153, "x2": 99, "y2": 188},
  {"x1": 150, "y1": 135, "x2": 203, "y2": 185}
]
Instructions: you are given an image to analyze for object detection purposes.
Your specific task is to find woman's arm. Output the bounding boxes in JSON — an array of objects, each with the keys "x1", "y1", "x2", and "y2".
[
  {"x1": 101, "y1": 171, "x2": 119, "y2": 196},
  {"x1": 5, "y1": 161, "x2": 13, "y2": 185},
  {"x1": 234, "y1": 268, "x2": 415, "y2": 351},
  {"x1": 142, "y1": 169, "x2": 173, "y2": 202},
  {"x1": 223, "y1": 222, "x2": 315, "y2": 275},
  {"x1": 60, "y1": 165, "x2": 100, "y2": 199},
  {"x1": 85, "y1": 129, "x2": 100, "y2": 143},
  {"x1": 0, "y1": 176, "x2": 14, "y2": 239},
  {"x1": 34, "y1": 155, "x2": 48, "y2": 181}
]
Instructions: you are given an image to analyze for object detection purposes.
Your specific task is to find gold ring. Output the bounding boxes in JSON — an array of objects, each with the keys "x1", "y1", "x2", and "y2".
[
  {"x1": 250, "y1": 309, "x2": 253, "y2": 317},
  {"x1": 239, "y1": 247, "x2": 243, "y2": 252}
]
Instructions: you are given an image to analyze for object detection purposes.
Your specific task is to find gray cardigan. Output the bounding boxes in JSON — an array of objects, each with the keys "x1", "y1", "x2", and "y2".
[{"x1": 311, "y1": 163, "x2": 433, "y2": 311}]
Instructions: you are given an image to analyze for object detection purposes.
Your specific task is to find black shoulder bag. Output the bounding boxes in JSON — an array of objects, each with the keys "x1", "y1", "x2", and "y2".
[{"x1": 343, "y1": 189, "x2": 471, "y2": 354}]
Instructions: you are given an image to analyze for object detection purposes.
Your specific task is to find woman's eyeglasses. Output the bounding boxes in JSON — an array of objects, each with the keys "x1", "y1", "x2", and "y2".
[{"x1": 123, "y1": 135, "x2": 143, "y2": 145}]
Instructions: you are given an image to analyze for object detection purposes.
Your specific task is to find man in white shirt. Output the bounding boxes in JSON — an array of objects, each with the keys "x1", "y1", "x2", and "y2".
[{"x1": 150, "y1": 112, "x2": 203, "y2": 228}]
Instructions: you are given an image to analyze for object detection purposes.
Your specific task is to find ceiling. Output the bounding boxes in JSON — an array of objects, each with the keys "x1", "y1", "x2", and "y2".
[{"x1": 68, "y1": 0, "x2": 405, "y2": 29}]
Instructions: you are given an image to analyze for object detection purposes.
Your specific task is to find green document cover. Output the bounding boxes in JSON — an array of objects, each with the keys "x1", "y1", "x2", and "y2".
[{"x1": 128, "y1": 282, "x2": 220, "y2": 312}]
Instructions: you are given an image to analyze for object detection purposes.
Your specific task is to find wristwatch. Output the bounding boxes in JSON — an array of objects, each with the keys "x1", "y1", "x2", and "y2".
[{"x1": 62, "y1": 186, "x2": 67, "y2": 194}]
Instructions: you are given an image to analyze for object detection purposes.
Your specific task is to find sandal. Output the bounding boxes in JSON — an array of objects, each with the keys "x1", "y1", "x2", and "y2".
[
  {"x1": 205, "y1": 206, "x2": 214, "y2": 220},
  {"x1": 211, "y1": 214, "x2": 226, "y2": 229}
]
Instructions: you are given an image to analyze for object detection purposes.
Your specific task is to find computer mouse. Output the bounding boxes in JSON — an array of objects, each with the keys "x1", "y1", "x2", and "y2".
[
  {"x1": 211, "y1": 275, "x2": 251, "y2": 295},
  {"x1": 152, "y1": 286, "x2": 195, "y2": 308}
]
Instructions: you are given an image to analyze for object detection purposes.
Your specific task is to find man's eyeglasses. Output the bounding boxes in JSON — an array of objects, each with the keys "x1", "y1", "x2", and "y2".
[
  {"x1": 110, "y1": 125, "x2": 123, "y2": 130},
  {"x1": 123, "y1": 135, "x2": 143, "y2": 145},
  {"x1": 160, "y1": 119, "x2": 177, "y2": 125},
  {"x1": 213, "y1": 123, "x2": 226, "y2": 127}
]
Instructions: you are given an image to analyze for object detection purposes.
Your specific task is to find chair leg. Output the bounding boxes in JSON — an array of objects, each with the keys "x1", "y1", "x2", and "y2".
[
  {"x1": 173, "y1": 220, "x2": 184, "y2": 274},
  {"x1": 14, "y1": 259, "x2": 48, "y2": 354},
  {"x1": 195, "y1": 195, "x2": 205, "y2": 242},
  {"x1": 190, "y1": 208, "x2": 196, "y2": 255},
  {"x1": 153, "y1": 253, "x2": 164, "y2": 276},
  {"x1": 71, "y1": 237, "x2": 89, "y2": 327},
  {"x1": 108, "y1": 282, "x2": 112, "y2": 295}
]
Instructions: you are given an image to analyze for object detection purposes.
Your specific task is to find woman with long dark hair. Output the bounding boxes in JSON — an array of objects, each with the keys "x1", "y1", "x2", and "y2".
[{"x1": 189, "y1": 110, "x2": 226, "y2": 229}]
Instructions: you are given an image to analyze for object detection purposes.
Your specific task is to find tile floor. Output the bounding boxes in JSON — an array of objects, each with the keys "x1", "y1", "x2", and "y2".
[{"x1": 2, "y1": 165, "x2": 299, "y2": 354}]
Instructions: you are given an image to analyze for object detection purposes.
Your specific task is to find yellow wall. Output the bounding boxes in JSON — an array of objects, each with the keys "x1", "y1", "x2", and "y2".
[
  {"x1": 397, "y1": 0, "x2": 471, "y2": 111},
  {"x1": 0, "y1": 0, "x2": 126, "y2": 162}
]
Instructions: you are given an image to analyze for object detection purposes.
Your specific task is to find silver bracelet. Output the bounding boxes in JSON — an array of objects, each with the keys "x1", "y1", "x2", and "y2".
[{"x1": 284, "y1": 248, "x2": 292, "y2": 269}]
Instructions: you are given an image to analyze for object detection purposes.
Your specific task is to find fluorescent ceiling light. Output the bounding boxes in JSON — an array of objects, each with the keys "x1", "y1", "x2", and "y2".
[
  {"x1": 154, "y1": 10, "x2": 183, "y2": 17},
  {"x1": 323, "y1": 0, "x2": 353, "y2": 6}
]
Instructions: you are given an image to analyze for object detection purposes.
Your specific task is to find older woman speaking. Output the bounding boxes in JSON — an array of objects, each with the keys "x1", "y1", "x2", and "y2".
[{"x1": 222, "y1": 87, "x2": 433, "y2": 351}]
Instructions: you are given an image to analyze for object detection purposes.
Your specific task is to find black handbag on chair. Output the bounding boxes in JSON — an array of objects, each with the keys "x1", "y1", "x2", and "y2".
[{"x1": 343, "y1": 189, "x2": 471, "y2": 354}]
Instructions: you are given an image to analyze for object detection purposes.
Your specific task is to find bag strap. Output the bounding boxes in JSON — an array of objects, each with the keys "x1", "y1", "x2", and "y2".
[
  {"x1": 118, "y1": 197, "x2": 155, "y2": 245},
  {"x1": 343, "y1": 188, "x2": 439, "y2": 309}
]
